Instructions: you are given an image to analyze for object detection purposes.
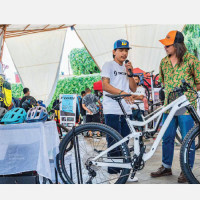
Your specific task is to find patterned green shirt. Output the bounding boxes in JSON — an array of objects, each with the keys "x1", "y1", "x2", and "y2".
[{"x1": 159, "y1": 51, "x2": 200, "y2": 114}]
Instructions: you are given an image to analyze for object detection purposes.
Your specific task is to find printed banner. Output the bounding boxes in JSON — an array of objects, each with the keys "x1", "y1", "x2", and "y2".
[{"x1": 59, "y1": 94, "x2": 77, "y2": 130}]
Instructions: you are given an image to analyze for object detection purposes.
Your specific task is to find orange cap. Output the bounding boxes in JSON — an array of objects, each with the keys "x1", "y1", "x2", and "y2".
[{"x1": 159, "y1": 31, "x2": 177, "y2": 46}]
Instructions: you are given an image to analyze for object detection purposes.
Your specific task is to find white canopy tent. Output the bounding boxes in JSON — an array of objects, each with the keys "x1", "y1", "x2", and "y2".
[
  {"x1": 0, "y1": 24, "x2": 72, "y2": 105},
  {"x1": 74, "y1": 24, "x2": 185, "y2": 73},
  {"x1": 6, "y1": 30, "x2": 67, "y2": 105},
  {"x1": 0, "y1": 24, "x2": 185, "y2": 105}
]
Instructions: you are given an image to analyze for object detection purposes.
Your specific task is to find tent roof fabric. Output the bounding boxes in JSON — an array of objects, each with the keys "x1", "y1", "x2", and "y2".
[
  {"x1": 74, "y1": 24, "x2": 185, "y2": 73},
  {"x1": 133, "y1": 67, "x2": 145, "y2": 74},
  {"x1": 6, "y1": 29, "x2": 67, "y2": 105},
  {"x1": 0, "y1": 24, "x2": 74, "y2": 38}
]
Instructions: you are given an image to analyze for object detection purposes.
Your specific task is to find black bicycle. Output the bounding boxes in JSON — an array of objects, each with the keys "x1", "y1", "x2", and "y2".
[{"x1": 138, "y1": 71, "x2": 161, "y2": 104}]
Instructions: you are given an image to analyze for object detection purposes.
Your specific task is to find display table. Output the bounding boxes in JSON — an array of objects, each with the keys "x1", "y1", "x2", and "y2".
[{"x1": 0, "y1": 121, "x2": 60, "y2": 181}]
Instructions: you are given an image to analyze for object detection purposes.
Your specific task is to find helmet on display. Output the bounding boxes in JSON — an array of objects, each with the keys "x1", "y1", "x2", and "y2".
[
  {"x1": 37, "y1": 100, "x2": 46, "y2": 108},
  {"x1": 21, "y1": 99, "x2": 32, "y2": 112},
  {"x1": 0, "y1": 107, "x2": 7, "y2": 120},
  {"x1": 26, "y1": 106, "x2": 48, "y2": 123},
  {"x1": 1, "y1": 108, "x2": 27, "y2": 124}
]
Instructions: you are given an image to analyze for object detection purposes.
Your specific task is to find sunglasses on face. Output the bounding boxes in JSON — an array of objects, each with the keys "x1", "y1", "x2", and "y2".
[{"x1": 165, "y1": 45, "x2": 173, "y2": 48}]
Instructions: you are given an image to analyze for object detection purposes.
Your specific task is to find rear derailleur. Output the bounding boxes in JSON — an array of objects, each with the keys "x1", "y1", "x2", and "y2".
[{"x1": 85, "y1": 161, "x2": 97, "y2": 184}]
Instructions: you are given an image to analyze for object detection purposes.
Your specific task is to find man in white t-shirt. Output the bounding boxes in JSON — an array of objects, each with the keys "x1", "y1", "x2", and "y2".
[
  {"x1": 130, "y1": 75, "x2": 145, "y2": 123},
  {"x1": 101, "y1": 39, "x2": 137, "y2": 182}
]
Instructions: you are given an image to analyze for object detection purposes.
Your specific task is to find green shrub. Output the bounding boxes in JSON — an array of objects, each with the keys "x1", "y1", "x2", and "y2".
[{"x1": 69, "y1": 48, "x2": 100, "y2": 75}]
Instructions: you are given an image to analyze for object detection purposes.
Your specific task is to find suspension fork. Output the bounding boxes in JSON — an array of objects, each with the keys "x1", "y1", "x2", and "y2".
[{"x1": 186, "y1": 105, "x2": 200, "y2": 125}]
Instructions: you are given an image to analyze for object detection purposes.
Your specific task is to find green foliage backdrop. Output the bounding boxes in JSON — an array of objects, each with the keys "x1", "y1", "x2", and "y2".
[
  {"x1": 11, "y1": 74, "x2": 101, "y2": 110},
  {"x1": 48, "y1": 74, "x2": 101, "y2": 109},
  {"x1": 11, "y1": 84, "x2": 23, "y2": 98},
  {"x1": 183, "y1": 24, "x2": 200, "y2": 59},
  {"x1": 69, "y1": 48, "x2": 100, "y2": 75}
]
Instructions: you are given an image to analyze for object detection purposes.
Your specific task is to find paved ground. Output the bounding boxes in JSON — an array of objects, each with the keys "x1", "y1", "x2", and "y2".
[{"x1": 127, "y1": 138, "x2": 184, "y2": 184}]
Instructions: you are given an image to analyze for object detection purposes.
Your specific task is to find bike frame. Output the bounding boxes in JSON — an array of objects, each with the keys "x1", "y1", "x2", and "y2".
[
  {"x1": 91, "y1": 94, "x2": 192, "y2": 169},
  {"x1": 142, "y1": 104, "x2": 164, "y2": 132},
  {"x1": 142, "y1": 71, "x2": 155, "y2": 103}
]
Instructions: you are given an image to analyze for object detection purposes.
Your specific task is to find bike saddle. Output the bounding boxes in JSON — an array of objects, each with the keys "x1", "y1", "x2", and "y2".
[{"x1": 105, "y1": 94, "x2": 131, "y2": 100}]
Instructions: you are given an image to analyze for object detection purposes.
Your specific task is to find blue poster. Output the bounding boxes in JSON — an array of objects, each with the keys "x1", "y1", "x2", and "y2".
[{"x1": 61, "y1": 94, "x2": 75, "y2": 113}]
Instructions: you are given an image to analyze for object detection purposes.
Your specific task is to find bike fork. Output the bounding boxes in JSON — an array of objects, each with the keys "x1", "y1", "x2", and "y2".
[
  {"x1": 72, "y1": 126, "x2": 83, "y2": 184},
  {"x1": 186, "y1": 105, "x2": 200, "y2": 125}
]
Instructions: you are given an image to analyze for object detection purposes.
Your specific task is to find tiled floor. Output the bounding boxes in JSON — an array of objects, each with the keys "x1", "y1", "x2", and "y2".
[{"x1": 127, "y1": 139, "x2": 184, "y2": 184}]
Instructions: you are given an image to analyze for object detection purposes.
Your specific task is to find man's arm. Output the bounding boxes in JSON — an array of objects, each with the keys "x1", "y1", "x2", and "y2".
[
  {"x1": 102, "y1": 77, "x2": 123, "y2": 94},
  {"x1": 197, "y1": 84, "x2": 200, "y2": 91},
  {"x1": 124, "y1": 61, "x2": 137, "y2": 92},
  {"x1": 129, "y1": 77, "x2": 137, "y2": 93},
  {"x1": 102, "y1": 77, "x2": 134, "y2": 104},
  {"x1": 82, "y1": 103, "x2": 92, "y2": 115}
]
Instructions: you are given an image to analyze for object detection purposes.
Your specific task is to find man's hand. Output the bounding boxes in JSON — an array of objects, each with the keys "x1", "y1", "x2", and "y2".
[
  {"x1": 125, "y1": 61, "x2": 133, "y2": 77},
  {"x1": 88, "y1": 110, "x2": 93, "y2": 115},
  {"x1": 121, "y1": 91, "x2": 134, "y2": 104}
]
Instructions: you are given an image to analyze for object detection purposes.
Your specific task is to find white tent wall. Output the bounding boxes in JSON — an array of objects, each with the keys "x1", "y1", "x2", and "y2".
[
  {"x1": 6, "y1": 29, "x2": 67, "y2": 105},
  {"x1": 0, "y1": 28, "x2": 4, "y2": 73},
  {"x1": 74, "y1": 24, "x2": 184, "y2": 73}
]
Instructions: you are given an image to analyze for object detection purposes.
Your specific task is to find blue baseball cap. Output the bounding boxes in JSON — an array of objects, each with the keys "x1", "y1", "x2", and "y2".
[{"x1": 114, "y1": 39, "x2": 131, "y2": 50}]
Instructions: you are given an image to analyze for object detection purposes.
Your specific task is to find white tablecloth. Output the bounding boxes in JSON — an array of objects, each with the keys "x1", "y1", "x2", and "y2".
[{"x1": 0, "y1": 121, "x2": 60, "y2": 180}]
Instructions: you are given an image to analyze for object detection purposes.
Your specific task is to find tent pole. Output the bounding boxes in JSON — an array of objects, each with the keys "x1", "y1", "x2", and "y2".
[
  {"x1": 0, "y1": 25, "x2": 7, "y2": 62},
  {"x1": 181, "y1": 24, "x2": 186, "y2": 32},
  {"x1": 73, "y1": 27, "x2": 101, "y2": 71}
]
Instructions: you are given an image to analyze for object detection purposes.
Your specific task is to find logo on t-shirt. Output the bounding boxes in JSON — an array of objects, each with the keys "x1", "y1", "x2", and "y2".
[{"x1": 114, "y1": 71, "x2": 117, "y2": 76}]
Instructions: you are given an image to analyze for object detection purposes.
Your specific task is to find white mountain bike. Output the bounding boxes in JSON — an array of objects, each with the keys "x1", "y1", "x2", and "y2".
[{"x1": 56, "y1": 80, "x2": 200, "y2": 184}]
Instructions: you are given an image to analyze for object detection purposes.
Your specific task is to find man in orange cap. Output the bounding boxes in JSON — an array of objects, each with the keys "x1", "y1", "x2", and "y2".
[{"x1": 150, "y1": 30, "x2": 200, "y2": 183}]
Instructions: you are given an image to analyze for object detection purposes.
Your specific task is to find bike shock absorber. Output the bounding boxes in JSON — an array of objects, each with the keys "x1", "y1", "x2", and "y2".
[{"x1": 186, "y1": 105, "x2": 200, "y2": 125}]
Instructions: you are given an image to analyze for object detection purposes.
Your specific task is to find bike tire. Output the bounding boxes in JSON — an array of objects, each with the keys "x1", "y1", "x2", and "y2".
[
  {"x1": 58, "y1": 123, "x2": 131, "y2": 184},
  {"x1": 153, "y1": 74, "x2": 161, "y2": 88},
  {"x1": 180, "y1": 125, "x2": 200, "y2": 184},
  {"x1": 143, "y1": 84, "x2": 150, "y2": 103},
  {"x1": 43, "y1": 177, "x2": 53, "y2": 184},
  {"x1": 175, "y1": 129, "x2": 182, "y2": 144},
  {"x1": 175, "y1": 127, "x2": 200, "y2": 150},
  {"x1": 57, "y1": 123, "x2": 69, "y2": 138}
]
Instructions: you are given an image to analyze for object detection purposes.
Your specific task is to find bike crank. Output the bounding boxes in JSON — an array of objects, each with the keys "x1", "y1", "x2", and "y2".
[{"x1": 130, "y1": 146, "x2": 146, "y2": 178}]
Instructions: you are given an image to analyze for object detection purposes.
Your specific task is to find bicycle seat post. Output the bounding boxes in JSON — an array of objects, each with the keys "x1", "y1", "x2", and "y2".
[{"x1": 117, "y1": 99, "x2": 128, "y2": 119}]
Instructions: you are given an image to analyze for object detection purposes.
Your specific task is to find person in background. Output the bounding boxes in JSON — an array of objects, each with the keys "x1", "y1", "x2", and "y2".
[
  {"x1": 0, "y1": 72, "x2": 13, "y2": 110},
  {"x1": 80, "y1": 91, "x2": 86, "y2": 124},
  {"x1": 130, "y1": 75, "x2": 145, "y2": 124},
  {"x1": 20, "y1": 88, "x2": 38, "y2": 111},
  {"x1": 82, "y1": 88, "x2": 102, "y2": 137},
  {"x1": 11, "y1": 97, "x2": 21, "y2": 108},
  {"x1": 150, "y1": 30, "x2": 200, "y2": 183}
]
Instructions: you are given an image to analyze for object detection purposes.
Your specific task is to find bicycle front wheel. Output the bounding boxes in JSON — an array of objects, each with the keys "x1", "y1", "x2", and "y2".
[
  {"x1": 57, "y1": 123, "x2": 131, "y2": 184},
  {"x1": 180, "y1": 125, "x2": 200, "y2": 183}
]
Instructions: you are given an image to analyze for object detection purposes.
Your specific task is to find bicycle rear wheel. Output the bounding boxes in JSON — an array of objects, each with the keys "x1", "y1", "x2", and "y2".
[
  {"x1": 143, "y1": 84, "x2": 150, "y2": 103},
  {"x1": 57, "y1": 123, "x2": 131, "y2": 184},
  {"x1": 57, "y1": 123, "x2": 69, "y2": 139},
  {"x1": 180, "y1": 125, "x2": 200, "y2": 183},
  {"x1": 153, "y1": 74, "x2": 161, "y2": 88}
]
